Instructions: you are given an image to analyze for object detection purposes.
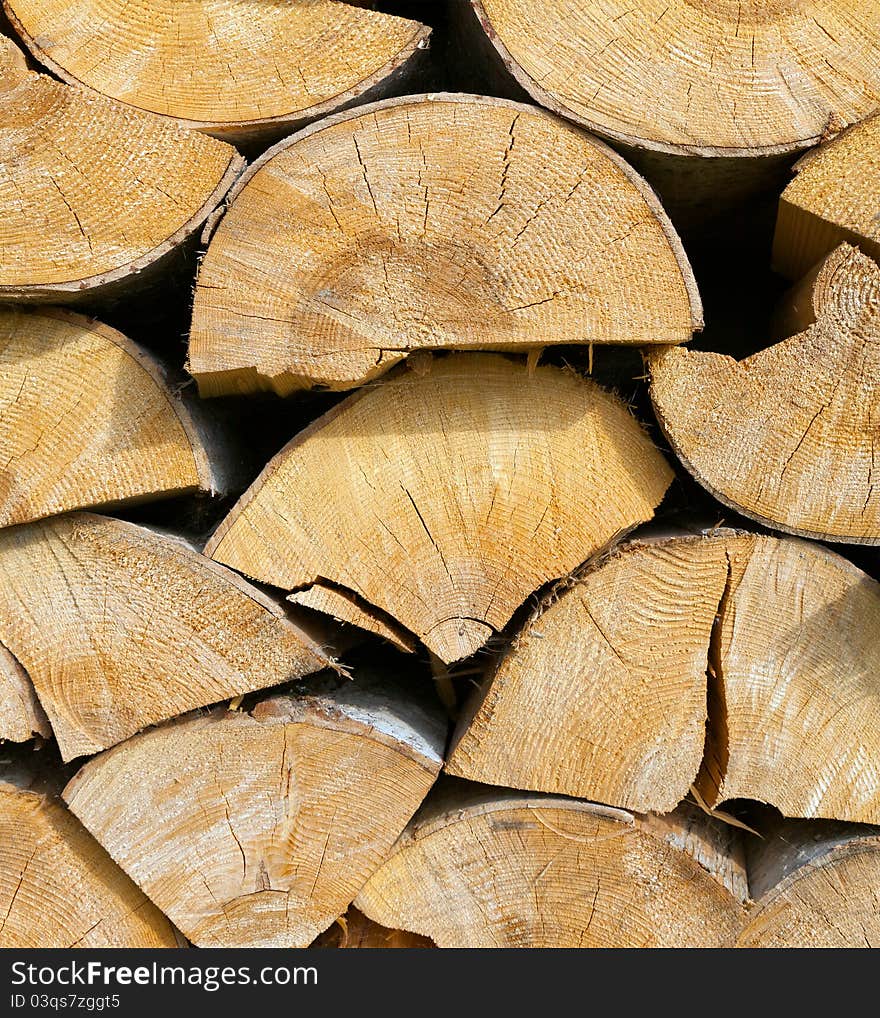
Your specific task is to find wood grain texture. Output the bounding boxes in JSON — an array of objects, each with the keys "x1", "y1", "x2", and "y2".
[
  {"x1": 0, "y1": 513, "x2": 330, "y2": 759},
  {"x1": 649, "y1": 245, "x2": 880, "y2": 543},
  {"x1": 3, "y1": 1, "x2": 429, "y2": 143},
  {"x1": 189, "y1": 94, "x2": 700, "y2": 395},
  {"x1": 355, "y1": 786, "x2": 747, "y2": 948},
  {"x1": 0, "y1": 308, "x2": 238, "y2": 527},
  {"x1": 206, "y1": 354, "x2": 673, "y2": 664},
  {"x1": 0, "y1": 773, "x2": 177, "y2": 947},
  {"x1": 774, "y1": 113, "x2": 880, "y2": 279},
  {"x1": 0, "y1": 36, "x2": 242, "y2": 302},
  {"x1": 65, "y1": 683, "x2": 445, "y2": 948}
]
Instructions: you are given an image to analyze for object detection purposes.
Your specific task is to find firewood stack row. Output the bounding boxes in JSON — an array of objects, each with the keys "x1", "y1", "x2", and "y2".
[{"x1": 1, "y1": 1, "x2": 880, "y2": 948}]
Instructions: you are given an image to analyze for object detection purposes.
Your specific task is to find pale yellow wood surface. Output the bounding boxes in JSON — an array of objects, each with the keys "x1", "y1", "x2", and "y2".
[
  {"x1": 189, "y1": 94, "x2": 700, "y2": 395},
  {"x1": 739, "y1": 821, "x2": 880, "y2": 947},
  {"x1": 471, "y1": 0, "x2": 880, "y2": 156},
  {"x1": 702, "y1": 534, "x2": 880, "y2": 824},
  {"x1": 0, "y1": 36, "x2": 242, "y2": 299},
  {"x1": 0, "y1": 778, "x2": 177, "y2": 947},
  {"x1": 447, "y1": 535, "x2": 727, "y2": 811},
  {"x1": 774, "y1": 113, "x2": 880, "y2": 279},
  {"x1": 0, "y1": 513, "x2": 330, "y2": 760},
  {"x1": 355, "y1": 789, "x2": 747, "y2": 948},
  {"x1": 65, "y1": 686, "x2": 445, "y2": 948},
  {"x1": 0, "y1": 643, "x2": 49, "y2": 742},
  {"x1": 206, "y1": 355, "x2": 673, "y2": 664},
  {"x1": 4, "y1": 1, "x2": 428, "y2": 138},
  {"x1": 0, "y1": 308, "x2": 235, "y2": 527},
  {"x1": 649, "y1": 245, "x2": 880, "y2": 543}
]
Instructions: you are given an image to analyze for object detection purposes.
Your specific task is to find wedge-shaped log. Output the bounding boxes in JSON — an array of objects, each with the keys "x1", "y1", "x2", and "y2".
[
  {"x1": 0, "y1": 766, "x2": 177, "y2": 947},
  {"x1": 64, "y1": 682, "x2": 445, "y2": 948},
  {"x1": 206, "y1": 355, "x2": 674, "y2": 663},
  {"x1": 0, "y1": 36, "x2": 242, "y2": 304},
  {"x1": 454, "y1": 1, "x2": 880, "y2": 219},
  {"x1": 3, "y1": 1, "x2": 429, "y2": 145},
  {"x1": 288, "y1": 586, "x2": 418, "y2": 655},
  {"x1": 312, "y1": 907, "x2": 434, "y2": 949},
  {"x1": 774, "y1": 114, "x2": 880, "y2": 280},
  {"x1": 446, "y1": 532, "x2": 723, "y2": 812},
  {"x1": 739, "y1": 819, "x2": 880, "y2": 947},
  {"x1": 189, "y1": 94, "x2": 701, "y2": 395},
  {"x1": 0, "y1": 644, "x2": 49, "y2": 743},
  {"x1": 0, "y1": 513, "x2": 330, "y2": 759},
  {"x1": 355, "y1": 785, "x2": 747, "y2": 948},
  {"x1": 650, "y1": 245, "x2": 880, "y2": 543},
  {"x1": 449, "y1": 530, "x2": 880, "y2": 824},
  {"x1": 0, "y1": 308, "x2": 239, "y2": 528}
]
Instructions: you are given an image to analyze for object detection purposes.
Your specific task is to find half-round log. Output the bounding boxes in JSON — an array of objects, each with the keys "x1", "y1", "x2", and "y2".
[
  {"x1": 206, "y1": 354, "x2": 674, "y2": 664},
  {"x1": 355, "y1": 785, "x2": 747, "y2": 948},
  {"x1": 0, "y1": 36, "x2": 242, "y2": 304},
  {"x1": 0, "y1": 308, "x2": 238, "y2": 528},
  {"x1": 0, "y1": 513, "x2": 331, "y2": 759},
  {"x1": 454, "y1": 1, "x2": 880, "y2": 221},
  {"x1": 649, "y1": 244, "x2": 880, "y2": 543},
  {"x1": 189, "y1": 94, "x2": 701, "y2": 395},
  {"x1": 64, "y1": 682, "x2": 445, "y2": 948},
  {"x1": 3, "y1": 1, "x2": 429, "y2": 145}
]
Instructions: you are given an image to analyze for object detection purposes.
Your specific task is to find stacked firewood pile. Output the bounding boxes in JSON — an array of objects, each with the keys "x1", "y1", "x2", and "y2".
[{"x1": 2, "y1": 1, "x2": 880, "y2": 949}]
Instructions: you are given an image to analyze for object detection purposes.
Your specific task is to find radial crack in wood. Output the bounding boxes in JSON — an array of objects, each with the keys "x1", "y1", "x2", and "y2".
[
  {"x1": 0, "y1": 766, "x2": 177, "y2": 947},
  {"x1": 461, "y1": 1, "x2": 880, "y2": 157},
  {"x1": 0, "y1": 308, "x2": 240, "y2": 528},
  {"x1": 446, "y1": 533, "x2": 729, "y2": 812},
  {"x1": 205, "y1": 354, "x2": 674, "y2": 664},
  {"x1": 3, "y1": 1, "x2": 429, "y2": 144},
  {"x1": 449, "y1": 528, "x2": 880, "y2": 824},
  {"x1": 354, "y1": 784, "x2": 747, "y2": 948},
  {"x1": 0, "y1": 36, "x2": 243, "y2": 303},
  {"x1": 696, "y1": 533, "x2": 880, "y2": 824},
  {"x1": 0, "y1": 513, "x2": 331, "y2": 760},
  {"x1": 64, "y1": 681, "x2": 446, "y2": 948},
  {"x1": 739, "y1": 818, "x2": 880, "y2": 947},
  {"x1": 188, "y1": 94, "x2": 701, "y2": 395},
  {"x1": 774, "y1": 113, "x2": 880, "y2": 280},
  {"x1": 0, "y1": 643, "x2": 50, "y2": 742},
  {"x1": 649, "y1": 245, "x2": 880, "y2": 543}
]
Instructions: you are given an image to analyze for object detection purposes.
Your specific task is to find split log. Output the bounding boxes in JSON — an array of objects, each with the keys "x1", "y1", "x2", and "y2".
[
  {"x1": 649, "y1": 244, "x2": 880, "y2": 544},
  {"x1": 0, "y1": 308, "x2": 241, "y2": 528},
  {"x1": 188, "y1": 93, "x2": 701, "y2": 396},
  {"x1": 446, "y1": 531, "x2": 722, "y2": 812},
  {"x1": 0, "y1": 35, "x2": 242, "y2": 305},
  {"x1": 0, "y1": 512, "x2": 331, "y2": 759},
  {"x1": 452, "y1": 1, "x2": 880, "y2": 224},
  {"x1": 0, "y1": 761, "x2": 177, "y2": 947},
  {"x1": 311, "y1": 907, "x2": 434, "y2": 949},
  {"x1": 206, "y1": 354, "x2": 674, "y2": 663},
  {"x1": 0, "y1": 644, "x2": 49, "y2": 742},
  {"x1": 739, "y1": 818, "x2": 880, "y2": 947},
  {"x1": 3, "y1": 1, "x2": 430, "y2": 146},
  {"x1": 354, "y1": 784, "x2": 747, "y2": 948},
  {"x1": 449, "y1": 529, "x2": 880, "y2": 825},
  {"x1": 64, "y1": 680, "x2": 446, "y2": 948},
  {"x1": 774, "y1": 113, "x2": 880, "y2": 280}
]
